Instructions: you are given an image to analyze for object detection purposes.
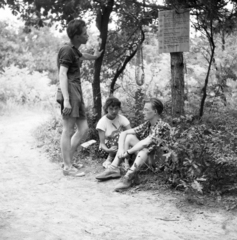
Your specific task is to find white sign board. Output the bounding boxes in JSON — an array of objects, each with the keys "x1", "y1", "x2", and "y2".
[{"x1": 158, "y1": 9, "x2": 190, "y2": 53}]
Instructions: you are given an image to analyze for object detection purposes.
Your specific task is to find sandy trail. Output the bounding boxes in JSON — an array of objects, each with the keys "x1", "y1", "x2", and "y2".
[{"x1": 0, "y1": 110, "x2": 236, "y2": 240}]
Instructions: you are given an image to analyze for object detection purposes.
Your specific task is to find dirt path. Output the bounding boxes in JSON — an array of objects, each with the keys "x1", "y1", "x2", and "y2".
[{"x1": 0, "y1": 110, "x2": 236, "y2": 240}]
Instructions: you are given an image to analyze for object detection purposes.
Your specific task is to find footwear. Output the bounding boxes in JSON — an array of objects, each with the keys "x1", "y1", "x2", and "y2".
[
  {"x1": 72, "y1": 162, "x2": 84, "y2": 169},
  {"x1": 63, "y1": 168, "x2": 85, "y2": 177},
  {"x1": 96, "y1": 167, "x2": 121, "y2": 181},
  {"x1": 61, "y1": 162, "x2": 84, "y2": 169},
  {"x1": 114, "y1": 170, "x2": 137, "y2": 192}
]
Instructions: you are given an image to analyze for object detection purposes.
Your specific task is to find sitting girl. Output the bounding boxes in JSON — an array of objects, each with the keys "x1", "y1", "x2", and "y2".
[{"x1": 96, "y1": 97, "x2": 131, "y2": 168}]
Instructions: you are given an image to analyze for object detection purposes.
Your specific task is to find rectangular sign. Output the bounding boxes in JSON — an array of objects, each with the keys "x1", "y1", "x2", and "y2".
[{"x1": 158, "y1": 9, "x2": 190, "y2": 53}]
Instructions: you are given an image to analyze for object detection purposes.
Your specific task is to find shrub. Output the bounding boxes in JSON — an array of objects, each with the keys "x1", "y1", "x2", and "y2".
[
  {"x1": 0, "y1": 65, "x2": 56, "y2": 107},
  {"x1": 161, "y1": 112, "x2": 237, "y2": 194}
]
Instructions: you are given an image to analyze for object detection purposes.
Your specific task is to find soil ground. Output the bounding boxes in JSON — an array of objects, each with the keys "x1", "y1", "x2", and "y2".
[{"x1": 0, "y1": 110, "x2": 237, "y2": 240}]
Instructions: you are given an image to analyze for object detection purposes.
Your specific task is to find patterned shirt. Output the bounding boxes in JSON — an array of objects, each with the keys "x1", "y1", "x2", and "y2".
[{"x1": 134, "y1": 119, "x2": 171, "y2": 152}]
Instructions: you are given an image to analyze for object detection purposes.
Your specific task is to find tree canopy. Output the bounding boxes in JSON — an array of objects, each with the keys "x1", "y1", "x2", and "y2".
[{"x1": 2, "y1": 0, "x2": 237, "y2": 119}]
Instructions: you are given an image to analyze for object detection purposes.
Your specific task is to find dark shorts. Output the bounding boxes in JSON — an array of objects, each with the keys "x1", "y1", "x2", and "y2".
[
  {"x1": 60, "y1": 98, "x2": 86, "y2": 119},
  {"x1": 60, "y1": 83, "x2": 86, "y2": 119}
]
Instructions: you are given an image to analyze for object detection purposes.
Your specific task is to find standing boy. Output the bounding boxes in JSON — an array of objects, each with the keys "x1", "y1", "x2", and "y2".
[{"x1": 57, "y1": 19, "x2": 102, "y2": 177}]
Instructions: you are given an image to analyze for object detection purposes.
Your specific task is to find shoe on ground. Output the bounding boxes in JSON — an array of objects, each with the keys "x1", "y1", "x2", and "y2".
[
  {"x1": 96, "y1": 167, "x2": 121, "y2": 181},
  {"x1": 63, "y1": 167, "x2": 85, "y2": 177},
  {"x1": 61, "y1": 162, "x2": 84, "y2": 169},
  {"x1": 72, "y1": 162, "x2": 84, "y2": 169},
  {"x1": 114, "y1": 175, "x2": 133, "y2": 192}
]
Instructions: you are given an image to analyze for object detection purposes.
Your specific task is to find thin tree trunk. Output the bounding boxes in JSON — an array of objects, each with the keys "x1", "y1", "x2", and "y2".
[
  {"x1": 199, "y1": 19, "x2": 215, "y2": 118},
  {"x1": 93, "y1": 0, "x2": 114, "y2": 123},
  {"x1": 199, "y1": 45, "x2": 215, "y2": 117},
  {"x1": 170, "y1": 52, "x2": 185, "y2": 117},
  {"x1": 110, "y1": 29, "x2": 145, "y2": 94}
]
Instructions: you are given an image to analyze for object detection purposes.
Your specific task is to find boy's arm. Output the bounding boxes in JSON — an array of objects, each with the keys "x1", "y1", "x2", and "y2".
[
  {"x1": 124, "y1": 137, "x2": 153, "y2": 157},
  {"x1": 81, "y1": 49, "x2": 103, "y2": 60},
  {"x1": 59, "y1": 65, "x2": 71, "y2": 115},
  {"x1": 124, "y1": 124, "x2": 131, "y2": 130}
]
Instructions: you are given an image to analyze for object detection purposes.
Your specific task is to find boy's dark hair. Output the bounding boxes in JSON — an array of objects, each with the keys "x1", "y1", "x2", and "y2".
[
  {"x1": 144, "y1": 98, "x2": 163, "y2": 115},
  {"x1": 67, "y1": 19, "x2": 86, "y2": 40},
  {"x1": 103, "y1": 97, "x2": 121, "y2": 114}
]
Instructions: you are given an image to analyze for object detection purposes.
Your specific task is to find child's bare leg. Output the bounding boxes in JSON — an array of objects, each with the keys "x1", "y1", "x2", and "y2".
[
  {"x1": 111, "y1": 134, "x2": 139, "y2": 167},
  {"x1": 123, "y1": 135, "x2": 139, "y2": 169},
  {"x1": 129, "y1": 148, "x2": 149, "y2": 172},
  {"x1": 114, "y1": 149, "x2": 149, "y2": 191}
]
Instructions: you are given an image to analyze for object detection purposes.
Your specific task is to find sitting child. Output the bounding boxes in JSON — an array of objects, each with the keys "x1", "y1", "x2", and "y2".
[{"x1": 96, "y1": 97, "x2": 131, "y2": 168}]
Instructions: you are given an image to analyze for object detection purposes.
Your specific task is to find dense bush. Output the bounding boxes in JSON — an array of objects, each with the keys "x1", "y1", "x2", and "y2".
[
  {"x1": 0, "y1": 65, "x2": 56, "y2": 107},
  {"x1": 34, "y1": 112, "x2": 63, "y2": 162},
  {"x1": 161, "y1": 112, "x2": 237, "y2": 194}
]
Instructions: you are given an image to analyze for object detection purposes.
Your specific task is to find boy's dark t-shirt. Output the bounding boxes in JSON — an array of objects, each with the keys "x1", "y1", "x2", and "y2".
[{"x1": 57, "y1": 43, "x2": 83, "y2": 100}]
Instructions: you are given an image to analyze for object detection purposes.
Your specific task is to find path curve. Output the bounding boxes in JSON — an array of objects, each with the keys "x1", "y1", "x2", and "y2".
[{"x1": 0, "y1": 110, "x2": 236, "y2": 240}]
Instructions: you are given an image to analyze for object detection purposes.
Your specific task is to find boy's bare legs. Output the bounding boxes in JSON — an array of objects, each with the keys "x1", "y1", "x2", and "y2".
[
  {"x1": 111, "y1": 134, "x2": 139, "y2": 167},
  {"x1": 61, "y1": 117, "x2": 76, "y2": 170},
  {"x1": 123, "y1": 134, "x2": 139, "y2": 169},
  {"x1": 129, "y1": 148, "x2": 149, "y2": 171},
  {"x1": 70, "y1": 118, "x2": 88, "y2": 161},
  {"x1": 114, "y1": 149, "x2": 149, "y2": 191},
  {"x1": 96, "y1": 134, "x2": 140, "y2": 180},
  {"x1": 61, "y1": 117, "x2": 88, "y2": 174}
]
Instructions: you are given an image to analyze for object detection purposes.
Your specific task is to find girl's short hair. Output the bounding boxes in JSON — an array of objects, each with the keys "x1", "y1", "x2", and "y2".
[
  {"x1": 67, "y1": 19, "x2": 86, "y2": 40},
  {"x1": 144, "y1": 98, "x2": 163, "y2": 115},
  {"x1": 103, "y1": 97, "x2": 121, "y2": 114}
]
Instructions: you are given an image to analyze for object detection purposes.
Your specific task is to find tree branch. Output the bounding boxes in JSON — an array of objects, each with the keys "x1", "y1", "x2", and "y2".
[
  {"x1": 132, "y1": 0, "x2": 171, "y2": 10},
  {"x1": 110, "y1": 27, "x2": 145, "y2": 94}
]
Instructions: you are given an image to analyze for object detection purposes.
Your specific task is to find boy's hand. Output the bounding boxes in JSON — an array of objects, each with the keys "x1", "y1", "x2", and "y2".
[
  {"x1": 94, "y1": 37, "x2": 103, "y2": 58},
  {"x1": 108, "y1": 146, "x2": 117, "y2": 154},
  {"x1": 121, "y1": 151, "x2": 129, "y2": 159},
  {"x1": 94, "y1": 49, "x2": 103, "y2": 59},
  {"x1": 63, "y1": 99, "x2": 72, "y2": 115}
]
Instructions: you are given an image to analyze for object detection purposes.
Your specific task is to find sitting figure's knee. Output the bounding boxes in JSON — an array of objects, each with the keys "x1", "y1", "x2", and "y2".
[
  {"x1": 125, "y1": 134, "x2": 134, "y2": 143},
  {"x1": 125, "y1": 134, "x2": 139, "y2": 147}
]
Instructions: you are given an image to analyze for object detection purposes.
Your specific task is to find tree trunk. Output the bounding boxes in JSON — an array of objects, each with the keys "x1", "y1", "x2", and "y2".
[
  {"x1": 199, "y1": 45, "x2": 215, "y2": 117},
  {"x1": 170, "y1": 52, "x2": 185, "y2": 117},
  {"x1": 93, "y1": 0, "x2": 114, "y2": 124}
]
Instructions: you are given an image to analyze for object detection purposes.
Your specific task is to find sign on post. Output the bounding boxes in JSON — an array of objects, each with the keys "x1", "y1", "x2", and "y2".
[{"x1": 158, "y1": 9, "x2": 190, "y2": 53}]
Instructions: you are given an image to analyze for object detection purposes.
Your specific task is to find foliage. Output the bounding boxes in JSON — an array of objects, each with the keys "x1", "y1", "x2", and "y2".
[
  {"x1": 34, "y1": 113, "x2": 62, "y2": 162},
  {"x1": 185, "y1": 32, "x2": 237, "y2": 114},
  {"x1": 0, "y1": 20, "x2": 63, "y2": 84},
  {"x1": 0, "y1": 65, "x2": 56, "y2": 106},
  {"x1": 160, "y1": 112, "x2": 237, "y2": 194}
]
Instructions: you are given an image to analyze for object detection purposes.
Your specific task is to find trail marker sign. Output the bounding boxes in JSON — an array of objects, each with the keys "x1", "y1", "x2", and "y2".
[{"x1": 158, "y1": 9, "x2": 190, "y2": 53}]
